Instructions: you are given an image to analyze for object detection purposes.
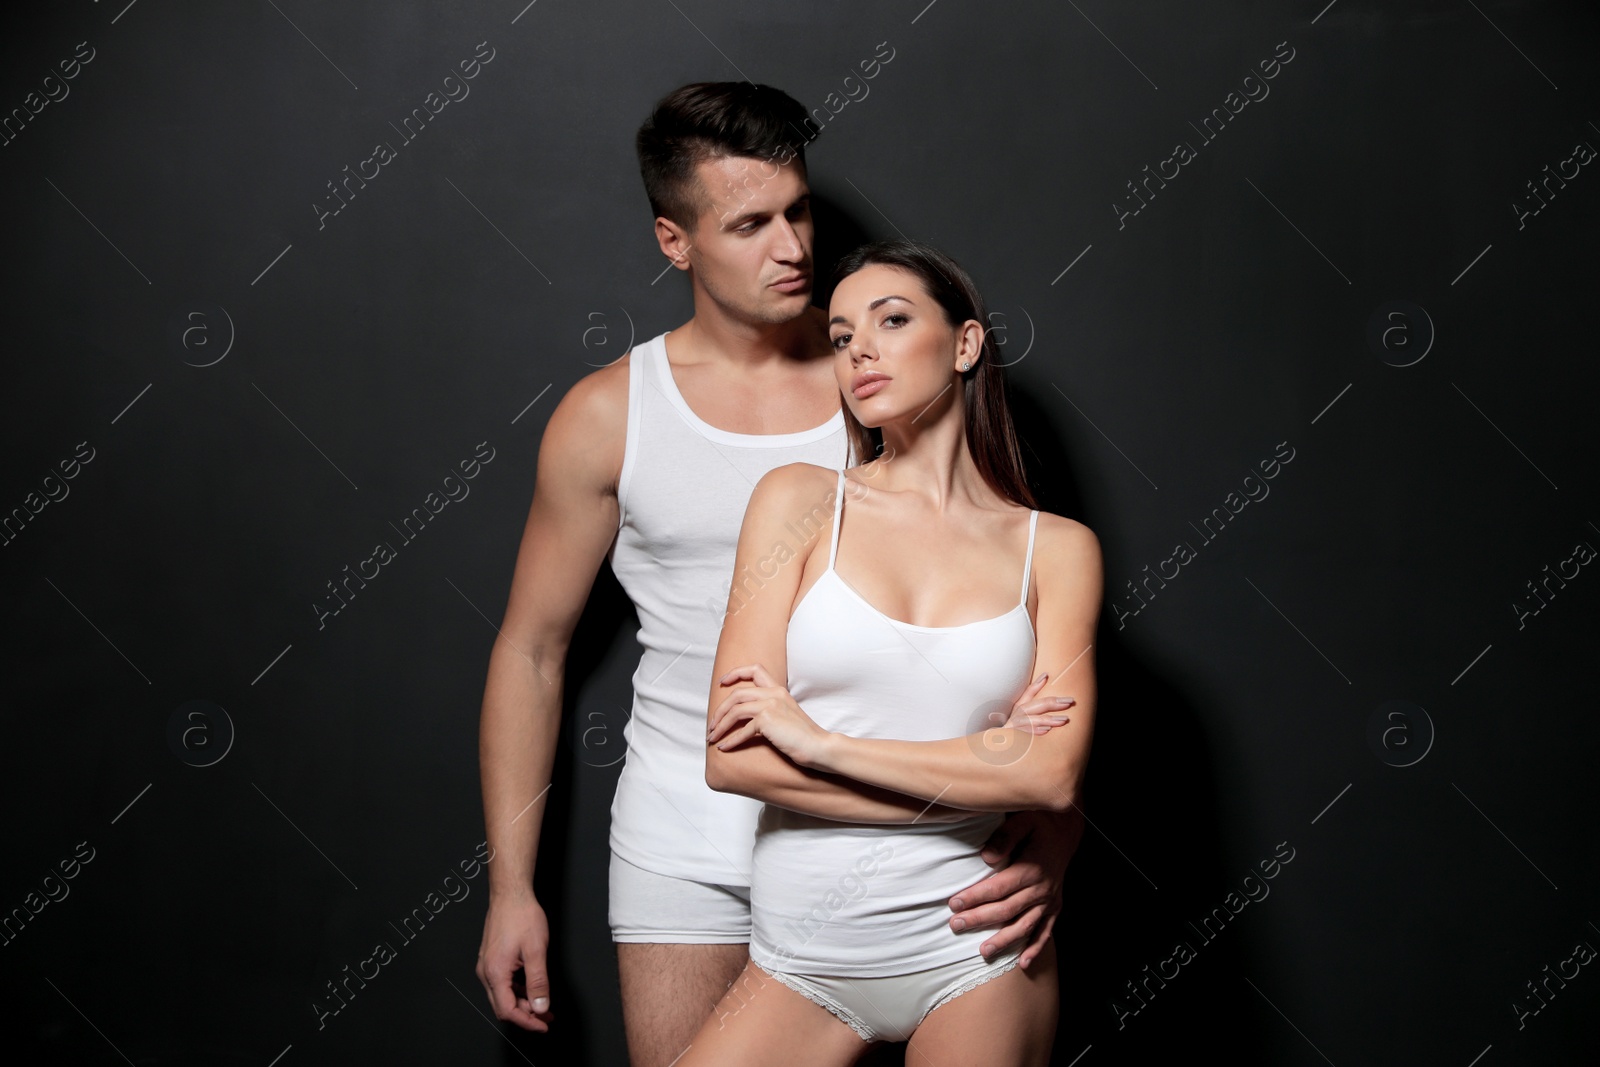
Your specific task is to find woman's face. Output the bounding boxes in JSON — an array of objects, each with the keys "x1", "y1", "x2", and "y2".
[{"x1": 827, "y1": 263, "x2": 976, "y2": 429}]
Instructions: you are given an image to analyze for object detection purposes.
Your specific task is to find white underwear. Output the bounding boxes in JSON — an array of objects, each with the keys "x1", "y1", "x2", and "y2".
[
  {"x1": 607, "y1": 849, "x2": 751, "y2": 943},
  {"x1": 751, "y1": 944, "x2": 1025, "y2": 1043}
]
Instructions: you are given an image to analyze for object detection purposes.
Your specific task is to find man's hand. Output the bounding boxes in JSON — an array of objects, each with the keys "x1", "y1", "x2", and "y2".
[
  {"x1": 477, "y1": 892, "x2": 555, "y2": 1032},
  {"x1": 947, "y1": 806, "x2": 1085, "y2": 969}
]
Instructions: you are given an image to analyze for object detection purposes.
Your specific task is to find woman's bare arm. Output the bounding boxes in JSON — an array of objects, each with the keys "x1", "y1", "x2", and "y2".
[
  {"x1": 704, "y1": 463, "x2": 971, "y2": 824},
  {"x1": 793, "y1": 515, "x2": 1102, "y2": 813}
]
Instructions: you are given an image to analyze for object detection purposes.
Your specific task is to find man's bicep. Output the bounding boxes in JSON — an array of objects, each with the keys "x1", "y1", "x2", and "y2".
[{"x1": 498, "y1": 373, "x2": 625, "y2": 654}]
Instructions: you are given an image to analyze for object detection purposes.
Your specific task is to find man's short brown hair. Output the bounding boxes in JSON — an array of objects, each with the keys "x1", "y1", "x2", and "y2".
[{"x1": 635, "y1": 82, "x2": 812, "y2": 232}]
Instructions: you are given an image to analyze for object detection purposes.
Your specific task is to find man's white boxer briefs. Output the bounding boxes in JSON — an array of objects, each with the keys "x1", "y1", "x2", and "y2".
[{"x1": 608, "y1": 848, "x2": 752, "y2": 943}]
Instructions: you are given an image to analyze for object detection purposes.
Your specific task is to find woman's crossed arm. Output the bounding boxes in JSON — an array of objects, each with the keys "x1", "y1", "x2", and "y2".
[
  {"x1": 709, "y1": 503, "x2": 1103, "y2": 816},
  {"x1": 703, "y1": 463, "x2": 974, "y2": 824}
]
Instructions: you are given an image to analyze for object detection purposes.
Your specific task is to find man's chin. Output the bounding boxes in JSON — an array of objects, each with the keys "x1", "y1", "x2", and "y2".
[{"x1": 748, "y1": 290, "x2": 814, "y2": 324}]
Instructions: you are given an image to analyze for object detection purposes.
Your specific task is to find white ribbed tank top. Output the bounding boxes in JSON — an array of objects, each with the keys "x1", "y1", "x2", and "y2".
[
  {"x1": 749, "y1": 469, "x2": 1040, "y2": 976},
  {"x1": 608, "y1": 331, "x2": 851, "y2": 884}
]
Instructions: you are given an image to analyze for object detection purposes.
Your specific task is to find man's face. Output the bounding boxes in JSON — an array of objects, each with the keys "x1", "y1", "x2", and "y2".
[{"x1": 683, "y1": 155, "x2": 815, "y2": 325}]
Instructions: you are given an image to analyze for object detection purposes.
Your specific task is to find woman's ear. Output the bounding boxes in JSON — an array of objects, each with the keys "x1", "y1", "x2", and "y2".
[{"x1": 954, "y1": 318, "x2": 985, "y2": 371}]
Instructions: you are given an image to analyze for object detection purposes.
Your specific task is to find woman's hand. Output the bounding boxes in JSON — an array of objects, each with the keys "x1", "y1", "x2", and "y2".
[
  {"x1": 997, "y1": 672, "x2": 1075, "y2": 735},
  {"x1": 709, "y1": 663, "x2": 833, "y2": 770}
]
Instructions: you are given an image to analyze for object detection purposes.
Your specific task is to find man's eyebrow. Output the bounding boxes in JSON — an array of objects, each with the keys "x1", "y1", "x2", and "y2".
[
  {"x1": 722, "y1": 192, "x2": 809, "y2": 231},
  {"x1": 828, "y1": 295, "x2": 914, "y2": 326},
  {"x1": 720, "y1": 207, "x2": 763, "y2": 229}
]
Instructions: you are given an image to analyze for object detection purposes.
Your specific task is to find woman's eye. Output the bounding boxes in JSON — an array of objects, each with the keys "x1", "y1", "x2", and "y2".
[
  {"x1": 830, "y1": 333, "x2": 851, "y2": 349},
  {"x1": 882, "y1": 313, "x2": 908, "y2": 327}
]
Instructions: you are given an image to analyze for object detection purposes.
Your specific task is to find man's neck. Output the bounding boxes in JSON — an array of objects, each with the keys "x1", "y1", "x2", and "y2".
[{"x1": 673, "y1": 305, "x2": 828, "y2": 370}]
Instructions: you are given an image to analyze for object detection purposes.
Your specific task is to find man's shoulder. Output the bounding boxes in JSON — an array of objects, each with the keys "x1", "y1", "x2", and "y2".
[
  {"x1": 546, "y1": 335, "x2": 653, "y2": 445},
  {"x1": 539, "y1": 348, "x2": 646, "y2": 489},
  {"x1": 561, "y1": 349, "x2": 629, "y2": 414},
  {"x1": 551, "y1": 324, "x2": 679, "y2": 425}
]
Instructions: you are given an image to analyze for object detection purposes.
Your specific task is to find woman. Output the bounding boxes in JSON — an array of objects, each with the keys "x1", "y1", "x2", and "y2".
[{"x1": 688, "y1": 240, "x2": 1102, "y2": 1065}]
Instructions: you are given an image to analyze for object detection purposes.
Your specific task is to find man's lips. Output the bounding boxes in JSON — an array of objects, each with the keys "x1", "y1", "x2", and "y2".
[{"x1": 771, "y1": 274, "x2": 809, "y2": 292}]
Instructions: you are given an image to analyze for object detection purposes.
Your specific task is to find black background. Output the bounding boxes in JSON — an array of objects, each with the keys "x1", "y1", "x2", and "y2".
[{"x1": 2, "y1": 1, "x2": 1597, "y2": 1064}]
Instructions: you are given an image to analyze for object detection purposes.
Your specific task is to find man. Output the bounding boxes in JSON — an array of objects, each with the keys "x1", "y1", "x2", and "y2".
[{"x1": 475, "y1": 82, "x2": 1084, "y2": 1066}]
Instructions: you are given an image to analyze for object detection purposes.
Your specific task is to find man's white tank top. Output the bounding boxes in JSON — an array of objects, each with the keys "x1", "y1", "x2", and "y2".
[
  {"x1": 608, "y1": 331, "x2": 851, "y2": 884},
  {"x1": 749, "y1": 468, "x2": 1040, "y2": 976}
]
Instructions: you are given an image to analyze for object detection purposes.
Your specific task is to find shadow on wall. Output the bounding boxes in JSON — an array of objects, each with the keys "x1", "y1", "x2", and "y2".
[
  {"x1": 1015, "y1": 390, "x2": 1252, "y2": 1061},
  {"x1": 809, "y1": 191, "x2": 875, "y2": 310}
]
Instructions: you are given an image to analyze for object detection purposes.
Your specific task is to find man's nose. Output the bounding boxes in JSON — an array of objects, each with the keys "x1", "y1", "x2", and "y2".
[{"x1": 772, "y1": 217, "x2": 804, "y2": 261}]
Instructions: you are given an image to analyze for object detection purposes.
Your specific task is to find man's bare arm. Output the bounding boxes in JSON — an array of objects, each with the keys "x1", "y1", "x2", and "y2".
[
  {"x1": 475, "y1": 356, "x2": 629, "y2": 1030},
  {"x1": 479, "y1": 361, "x2": 626, "y2": 900}
]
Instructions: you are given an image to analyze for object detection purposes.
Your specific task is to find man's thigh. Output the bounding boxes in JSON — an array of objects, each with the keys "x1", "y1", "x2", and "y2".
[
  {"x1": 610, "y1": 851, "x2": 756, "y2": 1066},
  {"x1": 617, "y1": 942, "x2": 750, "y2": 1067}
]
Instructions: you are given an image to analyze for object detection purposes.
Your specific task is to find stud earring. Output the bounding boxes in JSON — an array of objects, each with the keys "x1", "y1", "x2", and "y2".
[{"x1": 961, "y1": 361, "x2": 972, "y2": 371}]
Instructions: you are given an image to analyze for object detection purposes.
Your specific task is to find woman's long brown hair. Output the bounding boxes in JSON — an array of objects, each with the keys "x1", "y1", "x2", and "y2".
[{"x1": 833, "y1": 239, "x2": 1037, "y2": 509}]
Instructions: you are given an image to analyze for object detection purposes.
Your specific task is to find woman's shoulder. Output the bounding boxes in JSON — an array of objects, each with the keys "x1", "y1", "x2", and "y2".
[
  {"x1": 753, "y1": 461, "x2": 840, "y2": 493},
  {"x1": 746, "y1": 462, "x2": 842, "y2": 519},
  {"x1": 1030, "y1": 511, "x2": 1103, "y2": 576}
]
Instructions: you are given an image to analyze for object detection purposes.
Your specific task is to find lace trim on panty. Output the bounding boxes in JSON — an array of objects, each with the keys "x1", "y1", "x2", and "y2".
[
  {"x1": 752, "y1": 963, "x2": 877, "y2": 1042},
  {"x1": 923, "y1": 952, "x2": 1024, "y2": 1020}
]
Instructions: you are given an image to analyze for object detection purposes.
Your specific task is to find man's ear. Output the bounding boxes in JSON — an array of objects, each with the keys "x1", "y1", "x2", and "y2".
[{"x1": 654, "y1": 216, "x2": 695, "y2": 274}]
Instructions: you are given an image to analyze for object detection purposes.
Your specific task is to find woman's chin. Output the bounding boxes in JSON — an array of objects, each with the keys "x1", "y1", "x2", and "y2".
[
  {"x1": 850, "y1": 399, "x2": 906, "y2": 429},
  {"x1": 844, "y1": 404, "x2": 886, "y2": 429}
]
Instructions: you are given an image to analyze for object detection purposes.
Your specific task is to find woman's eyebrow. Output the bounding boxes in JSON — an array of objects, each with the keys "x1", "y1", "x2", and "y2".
[{"x1": 829, "y1": 294, "x2": 914, "y2": 326}]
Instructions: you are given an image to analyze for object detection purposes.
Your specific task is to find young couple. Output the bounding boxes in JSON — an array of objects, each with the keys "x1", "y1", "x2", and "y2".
[{"x1": 475, "y1": 81, "x2": 1102, "y2": 1066}]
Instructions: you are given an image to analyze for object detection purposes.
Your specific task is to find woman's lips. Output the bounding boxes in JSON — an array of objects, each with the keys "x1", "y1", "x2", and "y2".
[{"x1": 853, "y1": 378, "x2": 889, "y2": 399}]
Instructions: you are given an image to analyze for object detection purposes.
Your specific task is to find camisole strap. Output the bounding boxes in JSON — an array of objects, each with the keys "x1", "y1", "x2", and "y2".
[
  {"x1": 1019, "y1": 510, "x2": 1040, "y2": 605},
  {"x1": 827, "y1": 469, "x2": 846, "y2": 573}
]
